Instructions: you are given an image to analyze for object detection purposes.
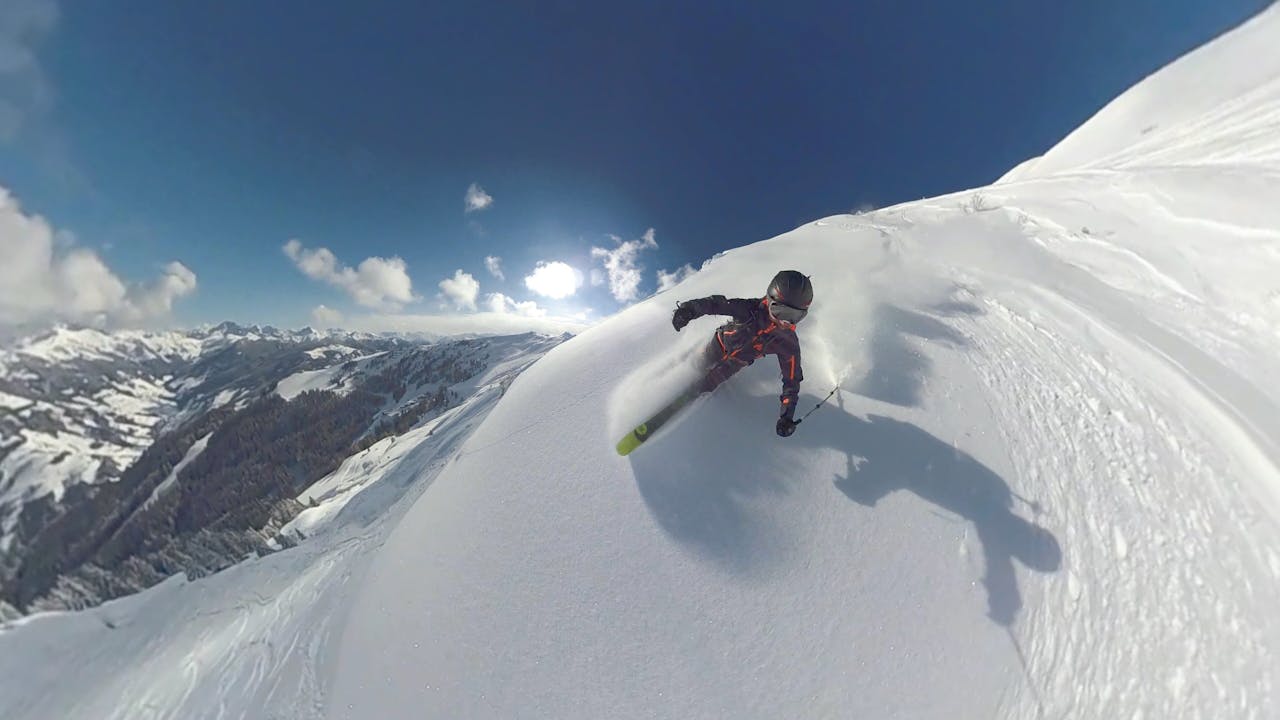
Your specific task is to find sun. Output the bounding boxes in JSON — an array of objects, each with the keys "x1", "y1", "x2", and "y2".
[{"x1": 523, "y1": 261, "x2": 582, "y2": 299}]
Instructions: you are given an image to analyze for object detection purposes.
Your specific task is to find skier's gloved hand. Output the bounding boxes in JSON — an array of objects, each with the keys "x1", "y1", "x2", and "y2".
[
  {"x1": 672, "y1": 303, "x2": 697, "y2": 331},
  {"x1": 776, "y1": 416, "x2": 800, "y2": 437}
]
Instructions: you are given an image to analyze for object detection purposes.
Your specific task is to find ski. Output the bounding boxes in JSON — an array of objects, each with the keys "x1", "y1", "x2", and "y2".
[{"x1": 615, "y1": 387, "x2": 702, "y2": 456}]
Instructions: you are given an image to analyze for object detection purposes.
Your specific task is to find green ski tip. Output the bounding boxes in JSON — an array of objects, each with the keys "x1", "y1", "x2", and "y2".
[
  {"x1": 614, "y1": 388, "x2": 700, "y2": 456},
  {"x1": 615, "y1": 423, "x2": 648, "y2": 456}
]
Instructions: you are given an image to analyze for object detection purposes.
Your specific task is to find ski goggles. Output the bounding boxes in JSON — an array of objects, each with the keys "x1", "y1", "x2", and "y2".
[{"x1": 768, "y1": 299, "x2": 808, "y2": 325}]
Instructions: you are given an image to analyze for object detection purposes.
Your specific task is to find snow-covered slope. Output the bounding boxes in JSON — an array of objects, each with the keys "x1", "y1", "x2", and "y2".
[
  {"x1": 3, "y1": 7, "x2": 1280, "y2": 720},
  {"x1": 998, "y1": 6, "x2": 1280, "y2": 183}
]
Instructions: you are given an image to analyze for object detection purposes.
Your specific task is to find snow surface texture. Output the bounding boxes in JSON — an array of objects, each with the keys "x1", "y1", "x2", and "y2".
[{"x1": 4, "y1": 7, "x2": 1280, "y2": 719}]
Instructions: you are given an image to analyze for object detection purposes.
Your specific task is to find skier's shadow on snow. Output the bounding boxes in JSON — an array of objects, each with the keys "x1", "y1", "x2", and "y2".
[
  {"x1": 836, "y1": 300, "x2": 1061, "y2": 625},
  {"x1": 633, "y1": 299, "x2": 1058, "y2": 625},
  {"x1": 630, "y1": 379, "x2": 801, "y2": 576},
  {"x1": 805, "y1": 399, "x2": 1063, "y2": 627},
  {"x1": 853, "y1": 302, "x2": 976, "y2": 407}
]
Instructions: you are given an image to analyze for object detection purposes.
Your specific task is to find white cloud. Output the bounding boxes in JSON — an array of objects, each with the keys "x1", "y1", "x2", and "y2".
[
  {"x1": 590, "y1": 228, "x2": 658, "y2": 303},
  {"x1": 438, "y1": 269, "x2": 480, "y2": 311},
  {"x1": 464, "y1": 183, "x2": 493, "y2": 213},
  {"x1": 283, "y1": 239, "x2": 416, "y2": 310},
  {"x1": 484, "y1": 292, "x2": 547, "y2": 317},
  {"x1": 524, "y1": 261, "x2": 583, "y2": 299},
  {"x1": 0, "y1": 185, "x2": 196, "y2": 328},
  {"x1": 311, "y1": 304, "x2": 344, "y2": 328},
  {"x1": 0, "y1": 0, "x2": 58, "y2": 143},
  {"x1": 484, "y1": 255, "x2": 504, "y2": 281},
  {"x1": 128, "y1": 261, "x2": 198, "y2": 319},
  {"x1": 656, "y1": 263, "x2": 697, "y2": 293}
]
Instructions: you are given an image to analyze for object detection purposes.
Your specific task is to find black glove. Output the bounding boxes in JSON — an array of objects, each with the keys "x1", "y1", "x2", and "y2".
[
  {"x1": 672, "y1": 303, "x2": 697, "y2": 331},
  {"x1": 776, "y1": 416, "x2": 800, "y2": 437}
]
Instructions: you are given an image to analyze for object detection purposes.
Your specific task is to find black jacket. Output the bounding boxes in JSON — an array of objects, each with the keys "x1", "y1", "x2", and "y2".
[{"x1": 682, "y1": 295, "x2": 804, "y2": 418}]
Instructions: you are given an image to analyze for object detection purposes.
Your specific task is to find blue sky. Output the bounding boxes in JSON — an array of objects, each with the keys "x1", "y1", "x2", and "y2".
[{"x1": 0, "y1": 0, "x2": 1269, "y2": 334}]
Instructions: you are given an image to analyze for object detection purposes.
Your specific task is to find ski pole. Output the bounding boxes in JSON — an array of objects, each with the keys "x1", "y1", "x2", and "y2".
[
  {"x1": 797, "y1": 386, "x2": 839, "y2": 423},
  {"x1": 1009, "y1": 490, "x2": 1044, "y2": 515}
]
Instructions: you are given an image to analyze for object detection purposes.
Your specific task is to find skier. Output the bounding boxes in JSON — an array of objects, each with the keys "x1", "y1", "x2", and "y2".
[{"x1": 671, "y1": 270, "x2": 812, "y2": 437}]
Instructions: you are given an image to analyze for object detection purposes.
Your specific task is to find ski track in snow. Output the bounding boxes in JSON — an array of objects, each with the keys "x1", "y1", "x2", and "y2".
[
  {"x1": 4, "y1": 6, "x2": 1280, "y2": 719},
  {"x1": 981, "y1": 290, "x2": 1275, "y2": 717}
]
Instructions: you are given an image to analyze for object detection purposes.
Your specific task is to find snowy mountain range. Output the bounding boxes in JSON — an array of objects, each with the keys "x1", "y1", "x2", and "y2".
[
  {"x1": 1, "y1": 324, "x2": 359, "y2": 525},
  {"x1": 0, "y1": 323, "x2": 565, "y2": 615},
  {"x1": 3, "y1": 6, "x2": 1280, "y2": 720}
]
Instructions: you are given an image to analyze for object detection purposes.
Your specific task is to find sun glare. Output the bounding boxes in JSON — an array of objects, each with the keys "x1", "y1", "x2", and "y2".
[{"x1": 524, "y1": 261, "x2": 582, "y2": 299}]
